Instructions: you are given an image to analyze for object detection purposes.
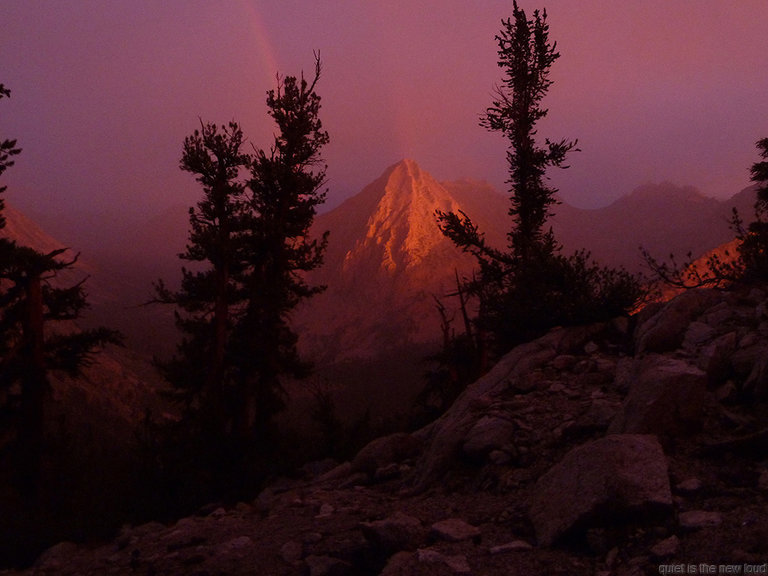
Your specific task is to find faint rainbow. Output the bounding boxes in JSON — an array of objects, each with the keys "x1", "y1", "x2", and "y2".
[{"x1": 235, "y1": 0, "x2": 280, "y2": 87}]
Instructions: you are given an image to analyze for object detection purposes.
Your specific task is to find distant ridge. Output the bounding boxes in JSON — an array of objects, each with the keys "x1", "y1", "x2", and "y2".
[
  {"x1": 297, "y1": 167, "x2": 758, "y2": 363},
  {"x1": 5, "y1": 165, "x2": 756, "y2": 364}
]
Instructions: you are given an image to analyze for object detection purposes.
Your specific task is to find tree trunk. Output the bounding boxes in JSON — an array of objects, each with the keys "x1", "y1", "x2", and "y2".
[{"x1": 18, "y1": 272, "x2": 46, "y2": 500}]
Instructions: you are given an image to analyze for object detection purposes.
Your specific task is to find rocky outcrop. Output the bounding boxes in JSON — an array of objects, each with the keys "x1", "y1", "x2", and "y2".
[
  {"x1": 408, "y1": 321, "x2": 624, "y2": 491},
  {"x1": 7, "y1": 283, "x2": 768, "y2": 575}
]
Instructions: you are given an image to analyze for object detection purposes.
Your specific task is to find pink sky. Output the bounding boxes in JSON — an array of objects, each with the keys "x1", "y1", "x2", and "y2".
[{"x1": 2, "y1": 1, "x2": 767, "y2": 234}]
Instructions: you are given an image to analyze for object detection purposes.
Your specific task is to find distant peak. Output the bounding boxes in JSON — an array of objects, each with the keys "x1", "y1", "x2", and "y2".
[
  {"x1": 627, "y1": 182, "x2": 705, "y2": 202},
  {"x1": 385, "y1": 158, "x2": 422, "y2": 178}
]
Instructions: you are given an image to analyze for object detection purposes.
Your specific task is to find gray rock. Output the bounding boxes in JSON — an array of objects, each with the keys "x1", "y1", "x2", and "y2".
[
  {"x1": 352, "y1": 433, "x2": 422, "y2": 475},
  {"x1": 552, "y1": 354, "x2": 579, "y2": 371},
  {"x1": 744, "y1": 353, "x2": 768, "y2": 399},
  {"x1": 701, "y1": 301, "x2": 733, "y2": 326},
  {"x1": 34, "y1": 542, "x2": 80, "y2": 571},
  {"x1": 489, "y1": 449, "x2": 513, "y2": 465},
  {"x1": 608, "y1": 355, "x2": 709, "y2": 437},
  {"x1": 218, "y1": 535, "x2": 252, "y2": 556},
  {"x1": 682, "y1": 321, "x2": 717, "y2": 350},
  {"x1": 359, "y1": 511, "x2": 425, "y2": 552},
  {"x1": 529, "y1": 434, "x2": 673, "y2": 546},
  {"x1": 679, "y1": 510, "x2": 722, "y2": 530},
  {"x1": 650, "y1": 535, "x2": 680, "y2": 559},
  {"x1": 316, "y1": 461, "x2": 353, "y2": 484},
  {"x1": 280, "y1": 540, "x2": 303, "y2": 564},
  {"x1": 338, "y1": 472, "x2": 370, "y2": 489},
  {"x1": 489, "y1": 540, "x2": 533, "y2": 554},
  {"x1": 408, "y1": 329, "x2": 569, "y2": 491},
  {"x1": 417, "y1": 548, "x2": 472, "y2": 574},
  {"x1": 430, "y1": 518, "x2": 481, "y2": 542},
  {"x1": 304, "y1": 554, "x2": 352, "y2": 576},
  {"x1": 315, "y1": 503, "x2": 334, "y2": 518},
  {"x1": 758, "y1": 469, "x2": 768, "y2": 492},
  {"x1": 584, "y1": 341, "x2": 600, "y2": 354},
  {"x1": 731, "y1": 344, "x2": 768, "y2": 379},
  {"x1": 462, "y1": 415, "x2": 516, "y2": 460},
  {"x1": 697, "y1": 332, "x2": 737, "y2": 385},
  {"x1": 378, "y1": 551, "x2": 414, "y2": 576},
  {"x1": 636, "y1": 289, "x2": 724, "y2": 354},
  {"x1": 374, "y1": 462, "x2": 401, "y2": 481},
  {"x1": 676, "y1": 477, "x2": 703, "y2": 494}
]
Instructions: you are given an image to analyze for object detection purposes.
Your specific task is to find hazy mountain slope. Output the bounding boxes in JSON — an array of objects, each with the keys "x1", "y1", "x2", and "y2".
[
  {"x1": 297, "y1": 167, "x2": 758, "y2": 364},
  {"x1": 550, "y1": 182, "x2": 757, "y2": 273},
  {"x1": 8, "y1": 168, "x2": 757, "y2": 364}
]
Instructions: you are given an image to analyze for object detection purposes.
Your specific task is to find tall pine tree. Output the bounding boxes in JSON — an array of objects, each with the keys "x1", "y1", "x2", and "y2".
[
  {"x1": 437, "y1": 5, "x2": 641, "y2": 353},
  {"x1": 157, "y1": 55, "x2": 329, "y2": 454},
  {"x1": 231, "y1": 54, "x2": 329, "y2": 439},
  {"x1": 154, "y1": 121, "x2": 250, "y2": 439}
]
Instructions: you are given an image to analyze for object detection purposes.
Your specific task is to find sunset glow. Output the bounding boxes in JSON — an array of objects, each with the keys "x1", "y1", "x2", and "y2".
[{"x1": 2, "y1": 1, "x2": 767, "y2": 237}]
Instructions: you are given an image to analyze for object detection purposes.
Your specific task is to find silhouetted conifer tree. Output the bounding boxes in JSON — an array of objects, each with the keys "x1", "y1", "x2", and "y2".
[
  {"x1": 436, "y1": 5, "x2": 642, "y2": 353},
  {"x1": 154, "y1": 121, "x2": 250, "y2": 439},
  {"x1": 738, "y1": 138, "x2": 768, "y2": 280},
  {"x1": 156, "y1": 55, "x2": 328, "y2": 459},
  {"x1": 0, "y1": 84, "x2": 120, "y2": 498},
  {"x1": 231, "y1": 54, "x2": 329, "y2": 439}
]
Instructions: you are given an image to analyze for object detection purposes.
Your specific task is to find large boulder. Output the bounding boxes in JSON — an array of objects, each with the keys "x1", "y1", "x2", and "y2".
[
  {"x1": 359, "y1": 511, "x2": 425, "y2": 553},
  {"x1": 608, "y1": 355, "x2": 710, "y2": 437},
  {"x1": 635, "y1": 289, "x2": 724, "y2": 354},
  {"x1": 529, "y1": 434, "x2": 672, "y2": 546}
]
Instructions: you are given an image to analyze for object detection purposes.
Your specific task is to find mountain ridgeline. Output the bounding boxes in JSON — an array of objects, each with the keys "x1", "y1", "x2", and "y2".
[
  {"x1": 295, "y1": 159, "x2": 755, "y2": 363},
  {"x1": 2, "y1": 159, "x2": 757, "y2": 365}
]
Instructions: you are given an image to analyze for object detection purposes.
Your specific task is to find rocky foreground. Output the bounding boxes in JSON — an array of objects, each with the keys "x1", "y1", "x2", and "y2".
[{"x1": 5, "y1": 285, "x2": 768, "y2": 575}]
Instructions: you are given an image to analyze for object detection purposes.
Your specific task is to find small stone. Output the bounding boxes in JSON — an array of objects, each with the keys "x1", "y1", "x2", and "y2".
[
  {"x1": 715, "y1": 381, "x2": 738, "y2": 402},
  {"x1": 209, "y1": 507, "x2": 227, "y2": 518},
  {"x1": 584, "y1": 341, "x2": 600, "y2": 354},
  {"x1": 489, "y1": 540, "x2": 532, "y2": 554},
  {"x1": 489, "y1": 449, "x2": 513, "y2": 465},
  {"x1": 679, "y1": 510, "x2": 722, "y2": 530},
  {"x1": 374, "y1": 462, "x2": 401, "y2": 481},
  {"x1": 280, "y1": 540, "x2": 303, "y2": 564},
  {"x1": 359, "y1": 512, "x2": 425, "y2": 552},
  {"x1": 676, "y1": 477, "x2": 703, "y2": 494},
  {"x1": 417, "y1": 548, "x2": 471, "y2": 574},
  {"x1": 316, "y1": 461, "x2": 353, "y2": 483},
  {"x1": 757, "y1": 469, "x2": 768, "y2": 491},
  {"x1": 443, "y1": 554, "x2": 472, "y2": 574},
  {"x1": 338, "y1": 472, "x2": 369, "y2": 489},
  {"x1": 34, "y1": 542, "x2": 79, "y2": 570},
  {"x1": 303, "y1": 532, "x2": 323, "y2": 544},
  {"x1": 552, "y1": 354, "x2": 578, "y2": 371},
  {"x1": 650, "y1": 535, "x2": 680, "y2": 559},
  {"x1": 315, "y1": 503, "x2": 334, "y2": 518},
  {"x1": 254, "y1": 487, "x2": 275, "y2": 512},
  {"x1": 304, "y1": 554, "x2": 351, "y2": 576},
  {"x1": 430, "y1": 518, "x2": 481, "y2": 542},
  {"x1": 223, "y1": 535, "x2": 252, "y2": 550}
]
